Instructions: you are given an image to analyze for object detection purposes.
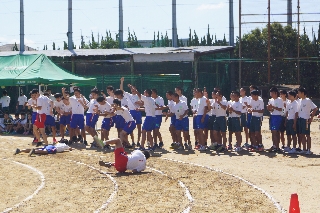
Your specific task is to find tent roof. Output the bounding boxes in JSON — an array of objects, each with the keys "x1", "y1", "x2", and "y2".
[{"x1": 0, "y1": 54, "x2": 96, "y2": 86}]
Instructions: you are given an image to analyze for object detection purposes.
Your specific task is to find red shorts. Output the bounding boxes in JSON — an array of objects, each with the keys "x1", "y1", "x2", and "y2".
[
  {"x1": 34, "y1": 113, "x2": 46, "y2": 129},
  {"x1": 114, "y1": 147, "x2": 128, "y2": 172}
]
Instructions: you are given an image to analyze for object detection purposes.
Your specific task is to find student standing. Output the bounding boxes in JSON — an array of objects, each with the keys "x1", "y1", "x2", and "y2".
[{"x1": 16, "y1": 91, "x2": 27, "y2": 113}]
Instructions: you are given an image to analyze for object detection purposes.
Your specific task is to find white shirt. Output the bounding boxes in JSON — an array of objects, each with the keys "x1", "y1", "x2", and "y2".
[
  {"x1": 240, "y1": 96, "x2": 249, "y2": 113},
  {"x1": 190, "y1": 98, "x2": 198, "y2": 113},
  {"x1": 209, "y1": 99, "x2": 215, "y2": 116},
  {"x1": 298, "y1": 98, "x2": 317, "y2": 119},
  {"x1": 44, "y1": 98, "x2": 54, "y2": 116},
  {"x1": 154, "y1": 96, "x2": 164, "y2": 116},
  {"x1": 37, "y1": 95, "x2": 51, "y2": 114},
  {"x1": 49, "y1": 94, "x2": 56, "y2": 102},
  {"x1": 19, "y1": 117, "x2": 27, "y2": 125},
  {"x1": 98, "y1": 102, "x2": 113, "y2": 118},
  {"x1": 55, "y1": 143, "x2": 70, "y2": 153},
  {"x1": 179, "y1": 95, "x2": 187, "y2": 103},
  {"x1": 173, "y1": 101, "x2": 188, "y2": 119},
  {"x1": 28, "y1": 98, "x2": 37, "y2": 112},
  {"x1": 61, "y1": 102, "x2": 72, "y2": 114},
  {"x1": 229, "y1": 101, "x2": 242, "y2": 118},
  {"x1": 213, "y1": 100, "x2": 228, "y2": 117},
  {"x1": 120, "y1": 97, "x2": 129, "y2": 107},
  {"x1": 17, "y1": 95, "x2": 27, "y2": 105},
  {"x1": 286, "y1": 100, "x2": 299, "y2": 120},
  {"x1": 0, "y1": 96, "x2": 10, "y2": 107},
  {"x1": 54, "y1": 100, "x2": 64, "y2": 110},
  {"x1": 115, "y1": 107, "x2": 135, "y2": 123},
  {"x1": 168, "y1": 100, "x2": 175, "y2": 113},
  {"x1": 106, "y1": 96, "x2": 114, "y2": 105},
  {"x1": 126, "y1": 150, "x2": 146, "y2": 172},
  {"x1": 196, "y1": 96, "x2": 207, "y2": 115},
  {"x1": 281, "y1": 99, "x2": 289, "y2": 117},
  {"x1": 69, "y1": 96, "x2": 86, "y2": 115},
  {"x1": 124, "y1": 92, "x2": 140, "y2": 110},
  {"x1": 87, "y1": 99, "x2": 98, "y2": 114},
  {"x1": 250, "y1": 99, "x2": 264, "y2": 117},
  {"x1": 141, "y1": 95, "x2": 156, "y2": 117},
  {"x1": 268, "y1": 97, "x2": 283, "y2": 116}
]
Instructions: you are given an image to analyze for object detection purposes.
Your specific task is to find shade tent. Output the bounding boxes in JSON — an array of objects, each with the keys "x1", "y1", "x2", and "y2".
[{"x1": 0, "y1": 54, "x2": 96, "y2": 86}]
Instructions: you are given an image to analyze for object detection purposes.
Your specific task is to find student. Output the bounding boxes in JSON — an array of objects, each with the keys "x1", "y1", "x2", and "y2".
[
  {"x1": 43, "y1": 92, "x2": 57, "y2": 143},
  {"x1": 59, "y1": 97, "x2": 72, "y2": 141},
  {"x1": 194, "y1": 88, "x2": 208, "y2": 151},
  {"x1": 13, "y1": 112, "x2": 27, "y2": 134},
  {"x1": 14, "y1": 142, "x2": 72, "y2": 157},
  {"x1": 239, "y1": 88, "x2": 249, "y2": 147},
  {"x1": 96, "y1": 96, "x2": 114, "y2": 142},
  {"x1": 114, "y1": 89, "x2": 129, "y2": 138},
  {"x1": 248, "y1": 90, "x2": 264, "y2": 151},
  {"x1": 46, "y1": 88, "x2": 56, "y2": 101},
  {"x1": 285, "y1": 91, "x2": 299, "y2": 154},
  {"x1": 85, "y1": 88, "x2": 100, "y2": 140},
  {"x1": 165, "y1": 91, "x2": 177, "y2": 146},
  {"x1": 227, "y1": 92, "x2": 235, "y2": 150},
  {"x1": 98, "y1": 138, "x2": 150, "y2": 173},
  {"x1": 128, "y1": 84, "x2": 156, "y2": 151},
  {"x1": 228, "y1": 91, "x2": 243, "y2": 151},
  {"x1": 62, "y1": 87, "x2": 88, "y2": 145},
  {"x1": 53, "y1": 93, "x2": 64, "y2": 121},
  {"x1": 267, "y1": 87, "x2": 283, "y2": 152},
  {"x1": 0, "y1": 112, "x2": 12, "y2": 134},
  {"x1": 175, "y1": 86, "x2": 187, "y2": 103},
  {"x1": 11, "y1": 113, "x2": 20, "y2": 133},
  {"x1": 212, "y1": 91, "x2": 228, "y2": 152},
  {"x1": 297, "y1": 87, "x2": 318, "y2": 154},
  {"x1": 207, "y1": 91, "x2": 216, "y2": 146},
  {"x1": 0, "y1": 90, "x2": 10, "y2": 112},
  {"x1": 279, "y1": 90, "x2": 289, "y2": 151},
  {"x1": 151, "y1": 89, "x2": 165, "y2": 148},
  {"x1": 16, "y1": 91, "x2": 27, "y2": 113},
  {"x1": 27, "y1": 91, "x2": 37, "y2": 141}
]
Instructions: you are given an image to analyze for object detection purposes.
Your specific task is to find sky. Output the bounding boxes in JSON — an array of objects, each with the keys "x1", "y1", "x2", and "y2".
[{"x1": 0, "y1": 0, "x2": 319, "y2": 50}]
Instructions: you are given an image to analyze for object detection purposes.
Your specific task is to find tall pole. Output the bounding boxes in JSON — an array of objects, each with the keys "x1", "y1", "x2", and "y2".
[
  {"x1": 68, "y1": 0, "x2": 73, "y2": 50},
  {"x1": 172, "y1": 0, "x2": 178, "y2": 47},
  {"x1": 229, "y1": 0, "x2": 234, "y2": 46},
  {"x1": 287, "y1": 0, "x2": 292, "y2": 26},
  {"x1": 20, "y1": 0, "x2": 25, "y2": 51},
  {"x1": 238, "y1": 0, "x2": 242, "y2": 88},
  {"x1": 297, "y1": 0, "x2": 300, "y2": 84},
  {"x1": 268, "y1": 0, "x2": 271, "y2": 84},
  {"x1": 119, "y1": 0, "x2": 124, "y2": 49}
]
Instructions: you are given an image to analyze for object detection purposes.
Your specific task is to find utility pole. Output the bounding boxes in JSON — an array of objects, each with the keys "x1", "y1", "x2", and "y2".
[
  {"x1": 238, "y1": 0, "x2": 242, "y2": 87},
  {"x1": 229, "y1": 0, "x2": 234, "y2": 46},
  {"x1": 297, "y1": 0, "x2": 300, "y2": 84},
  {"x1": 172, "y1": 0, "x2": 178, "y2": 47},
  {"x1": 268, "y1": 0, "x2": 271, "y2": 84},
  {"x1": 287, "y1": 0, "x2": 292, "y2": 26},
  {"x1": 20, "y1": 0, "x2": 25, "y2": 51},
  {"x1": 119, "y1": 0, "x2": 124, "y2": 48},
  {"x1": 67, "y1": 0, "x2": 73, "y2": 50}
]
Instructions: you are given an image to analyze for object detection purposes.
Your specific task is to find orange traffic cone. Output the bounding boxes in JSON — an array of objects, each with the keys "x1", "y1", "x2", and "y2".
[{"x1": 289, "y1": 193, "x2": 300, "y2": 213}]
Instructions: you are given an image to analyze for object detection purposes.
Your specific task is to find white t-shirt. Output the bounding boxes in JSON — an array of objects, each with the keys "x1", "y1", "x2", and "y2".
[
  {"x1": 28, "y1": 98, "x2": 37, "y2": 112},
  {"x1": 239, "y1": 96, "x2": 249, "y2": 113},
  {"x1": 98, "y1": 102, "x2": 113, "y2": 118},
  {"x1": 173, "y1": 101, "x2": 188, "y2": 119},
  {"x1": 126, "y1": 150, "x2": 146, "y2": 172},
  {"x1": 298, "y1": 98, "x2": 317, "y2": 119},
  {"x1": 179, "y1": 95, "x2": 187, "y2": 103},
  {"x1": 115, "y1": 106, "x2": 134, "y2": 123},
  {"x1": 17, "y1": 95, "x2": 27, "y2": 105},
  {"x1": 168, "y1": 100, "x2": 175, "y2": 113},
  {"x1": 268, "y1": 97, "x2": 283, "y2": 116},
  {"x1": 55, "y1": 143, "x2": 70, "y2": 153},
  {"x1": 61, "y1": 103, "x2": 72, "y2": 114},
  {"x1": 69, "y1": 96, "x2": 86, "y2": 115},
  {"x1": 106, "y1": 96, "x2": 114, "y2": 105},
  {"x1": 229, "y1": 101, "x2": 242, "y2": 118},
  {"x1": 213, "y1": 100, "x2": 228, "y2": 117},
  {"x1": 141, "y1": 95, "x2": 156, "y2": 117},
  {"x1": 154, "y1": 96, "x2": 164, "y2": 116},
  {"x1": 37, "y1": 95, "x2": 51, "y2": 114},
  {"x1": 54, "y1": 100, "x2": 64, "y2": 110},
  {"x1": 281, "y1": 99, "x2": 289, "y2": 117},
  {"x1": 250, "y1": 99, "x2": 264, "y2": 117},
  {"x1": 19, "y1": 117, "x2": 27, "y2": 125},
  {"x1": 196, "y1": 97, "x2": 207, "y2": 115},
  {"x1": 120, "y1": 97, "x2": 129, "y2": 107},
  {"x1": 49, "y1": 94, "x2": 56, "y2": 102},
  {"x1": 190, "y1": 98, "x2": 198, "y2": 113},
  {"x1": 87, "y1": 99, "x2": 98, "y2": 114},
  {"x1": 124, "y1": 92, "x2": 140, "y2": 110},
  {"x1": 0, "y1": 96, "x2": 10, "y2": 107},
  {"x1": 209, "y1": 99, "x2": 215, "y2": 116},
  {"x1": 286, "y1": 100, "x2": 299, "y2": 120}
]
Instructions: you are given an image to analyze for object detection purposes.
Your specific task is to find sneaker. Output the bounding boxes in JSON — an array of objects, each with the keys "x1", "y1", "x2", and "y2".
[
  {"x1": 296, "y1": 147, "x2": 302, "y2": 152},
  {"x1": 257, "y1": 144, "x2": 264, "y2": 152},
  {"x1": 216, "y1": 145, "x2": 226, "y2": 152},
  {"x1": 149, "y1": 145, "x2": 157, "y2": 152},
  {"x1": 288, "y1": 148, "x2": 297, "y2": 154},
  {"x1": 104, "y1": 144, "x2": 113, "y2": 150},
  {"x1": 14, "y1": 148, "x2": 20, "y2": 155},
  {"x1": 242, "y1": 142, "x2": 250, "y2": 149},
  {"x1": 28, "y1": 148, "x2": 35, "y2": 157},
  {"x1": 268, "y1": 145, "x2": 276, "y2": 152},
  {"x1": 77, "y1": 135, "x2": 83, "y2": 142},
  {"x1": 184, "y1": 142, "x2": 189, "y2": 150},
  {"x1": 305, "y1": 150, "x2": 313, "y2": 155},
  {"x1": 137, "y1": 142, "x2": 141, "y2": 147},
  {"x1": 53, "y1": 138, "x2": 57, "y2": 144},
  {"x1": 195, "y1": 141, "x2": 199, "y2": 146},
  {"x1": 93, "y1": 136, "x2": 105, "y2": 149},
  {"x1": 198, "y1": 145, "x2": 206, "y2": 151},
  {"x1": 188, "y1": 142, "x2": 192, "y2": 150},
  {"x1": 283, "y1": 147, "x2": 291, "y2": 152},
  {"x1": 234, "y1": 147, "x2": 242, "y2": 152},
  {"x1": 147, "y1": 142, "x2": 151, "y2": 147},
  {"x1": 99, "y1": 160, "x2": 112, "y2": 168},
  {"x1": 36, "y1": 142, "x2": 43, "y2": 147},
  {"x1": 227, "y1": 144, "x2": 233, "y2": 151},
  {"x1": 32, "y1": 137, "x2": 37, "y2": 143},
  {"x1": 178, "y1": 145, "x2": 184, "y2": 150},
  {"x1": 299, "y1": 150, "x2": 307, "y2": 154},
  {"x1": 83, "y1": 140, "x2": 88, "y2": 146},
  {"x1": 158, "y1": 141, "x2": 164, "y2": 149},
  {"x1": 208, "y1": 143, "x2": 218, "y2": 150}
]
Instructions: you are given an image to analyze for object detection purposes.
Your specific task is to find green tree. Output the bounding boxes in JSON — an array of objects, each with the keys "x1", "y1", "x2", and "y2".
[
  {"x1": 12, "y1": 42, "x2": 19, "y2": 51},
  {"x1": 52, "y1": 42, "x2": 56, "y2": 50},
  {"x1": 63, "y1": 41, "x2": 68, "y2": 50}
]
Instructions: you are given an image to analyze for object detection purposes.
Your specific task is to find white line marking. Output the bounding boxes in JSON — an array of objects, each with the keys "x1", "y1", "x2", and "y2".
[
  {"x1": 162, "y1": 157, "x2": 286, "y2": 213},
  {"x1": 66, "y1": 159, "x2": 118, "y2": 213},
  {"x1": 1, "y1": 160, "x2": 45, "y2": 213}
]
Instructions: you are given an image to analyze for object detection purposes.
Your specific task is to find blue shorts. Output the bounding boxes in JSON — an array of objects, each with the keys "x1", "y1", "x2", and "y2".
[
  {"x1": 130, "y1": 110, "x2": 142, "y2": 125},
  {"x1": 175, "y1": 117, "x2": 189, "y2": 131},
  {"x1": 32, "y1": 112, "x2": 37, "y2": 124},
  {"x1": 70, "y1": 114, "x2": 85, "y2": 130},
  {"x1": 115, "y1": 115, "x2": 125, "y2": 129},
  {"x1": 42, "y1": 145, "x2": 57, "y2": 154},
  {"x1": 142, "y1": 116, "x2": 155, "y2": 131},
  {"x1": 155, "y1": 115, "x2": 162, "y2": 129},
  {"x1": 101, "y1": 118, "x2": 113, "y2": 131},
  {"x1": 207, "y1": 115, "x2": 215, "y2": 130},
  {"x1": 60, "y1": 115, "x2": 71, "y2": 126},
  {"x1": 45, "y1": 115, "x2": 56, "y2": 127},
  {"x1": 192, "y1": 116, "x2": 196, "y2": 129},
  {"x1": 246, "y1": 113, "x2": 252, "y2": 128},
  {"x1": 231, "y1": 117, "x2": 242, "y2": 132},
  {"x1": 86, "y1": 113, "x2": 99, "y2": 128},
  {"x1": 298, "y1": 118, "x2": 310, "y2": 135},
  {"x1": 279, "y1": 116, "x2": 286, "y2": 132},
  {"x1": 195, "y1": 115, "x2": 206, "y2": 130},
  {"x1": 270, "y1": 115, "x2": 282, "y2": 131},
  {"x1": 286, "y1": 119, "x2": 297, "y2": 135},
  {"x1": 170, "y1": 115, "x2": 176, "y2": 126},
  {"x1": 213, "y1": 116, "x2": 227, "y2": 132},
  {"x1": 203, "y1": 114, "x2": 209, "y2": 129},
  {"x1": 249, "y1": 116, "x2": 261, "y2": 132},
  {"x1": 123, "y1": 121, "x2": 136, "y2": 135},
  {"x1": 241, "y1": 113, "x2": 247, "y2": 128}
]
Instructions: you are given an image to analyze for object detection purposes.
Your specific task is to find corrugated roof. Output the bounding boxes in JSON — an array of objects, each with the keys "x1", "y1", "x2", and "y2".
[
  {"x1": 0, "y1": 46, "x2": 233, "y2": 57},
  {"x1": 0, "y1": 44, "x2": 37, "y2": 52}
]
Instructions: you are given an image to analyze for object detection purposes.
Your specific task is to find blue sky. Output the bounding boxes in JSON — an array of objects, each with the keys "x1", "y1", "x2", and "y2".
[{"x1": 0, "y1": 0, "x2": 319, "y2": 50}]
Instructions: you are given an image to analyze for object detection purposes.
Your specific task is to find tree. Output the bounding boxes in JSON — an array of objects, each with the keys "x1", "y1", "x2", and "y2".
[
  {"x1": 12, "y1": 42, "x2": 19, "y2": 51},
  {"x1": 63, "y1": 41, "x2": 68, "y2": 50},
  {"x1": 52, "y1": 42, "x2": 56, "y2": 50}
]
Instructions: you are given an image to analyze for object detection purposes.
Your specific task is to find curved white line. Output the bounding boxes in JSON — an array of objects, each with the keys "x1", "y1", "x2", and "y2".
[
  {"x1": 147, "y1": 166, "x2": 193, "y2": 213},
  {"x1": 66, "y1": 160, "x2": 118, "y2": 213},
  {"x1": 162, "y1": 158, "x2": 286, "y2": 213},
  {"x1": 1, "y1": 160, "x2": 45, "y2": 213}
]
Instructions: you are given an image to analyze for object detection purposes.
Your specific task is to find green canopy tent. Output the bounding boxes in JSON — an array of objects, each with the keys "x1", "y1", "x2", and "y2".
[{"x1": 0, "y1": 54, "x2": 96, "y2": 86}]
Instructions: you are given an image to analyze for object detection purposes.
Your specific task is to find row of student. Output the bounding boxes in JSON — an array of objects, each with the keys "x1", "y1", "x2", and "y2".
[{"x1": 0, "y1": 112, "x2": 33, "y2": 135}]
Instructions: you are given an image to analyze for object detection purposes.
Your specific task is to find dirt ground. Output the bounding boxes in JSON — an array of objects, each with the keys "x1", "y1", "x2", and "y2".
[{"x1": 1, "y1": 116, "x2": 320, "y2": 212}]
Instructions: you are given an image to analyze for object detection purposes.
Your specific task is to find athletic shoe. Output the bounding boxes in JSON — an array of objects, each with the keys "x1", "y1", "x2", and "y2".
[
  {"x1": 99, "y1": 160, "x2": 112, "y2": 168},
  {"x1": 14, "y1": 148, "x2": 20, "y2": 155},
  {"x1": 288, "y1": 148, "x2": 297, "y2": 154},
  {"x1": 137, "y1": 142, "x2": 141, "y2": 147},
  {"x1": 188, "y1": 142, "x2": 192, "y2": 150},
  {"x1": 28, "y1": 148, "x2": 35, "y2": 157},
  {"x1": 36, "y1": 142, "x2": 43, "y2": 147},
  {"x1": 257, "y1": 144, "x2": 264, "y2": 152},
  {"x1": 296, "y1": 147, "x2": 302, "y2": 152},
  {"x1": 149, "y1": 145, "x2": 157, "y2": 152},
  {"x1": 53, "y1": 138, "x2": 57, "y2": 144},
  {"x1": 131, "y1": 142, "x2": 136, "y2": 148},
  {"x1": 195, "y1": 141, "x2": 199, "y2": 146},
  {"x1": 216, "y1": 145, "x2": 226, "y2": 152},
  {"x1": 194, "y1": 144, "x2": 201, "y2": 150},
  {"x1": 283, "y1": 147, "x2": 291, "y2": 152},
  {"x1": 227, "y1": 144, "x2": 233, "y2": 151},
  {"x1": 83, "y1": 140, "x2": 88, "y2": 146},
  {"x1": 299, "y1": 150, "x2": 307, "y2": 154},
  {"x1": 198, "y1": 145, "x2": 206, "y2": 151},
  {"x1": 234, "y1": 147, "x2": 242, "y2": 152},
  {"x1": 242, "y1": 142, "x2": 250, "y2": 149},
  {"x1": 93, "y1": 136, "x2": 104, "y2": 149},
  {"x1": 178, "y1": 145, "x2": 184, "y2": 150},
  {"x1": 268, "y1": 145, "x2": 276, "y2": 152},
  {"x1": 305, "y1": 150, "x2": 313, "y2": 155},
  {"x1": 147, "y1": 142, "x2": 151, "y2": 147},
  {"x1": 158, "y1": 141, "x2": 164, "y2": 149},
  {"x1": 184, "y1": 142, "x2": 189, "y2": 150},
  {"x1": 77, "y1": 135, "x2": 83, "y2": 142}
]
